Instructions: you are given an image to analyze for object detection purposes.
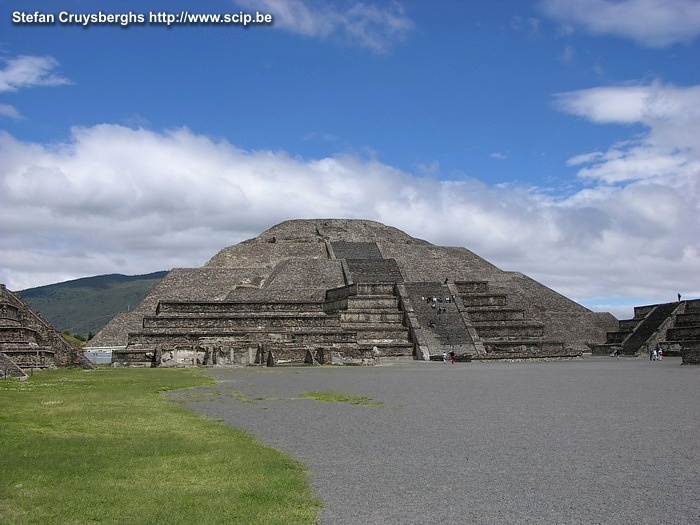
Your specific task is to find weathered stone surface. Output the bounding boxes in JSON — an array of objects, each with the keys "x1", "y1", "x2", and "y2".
[
  {"x1": 88, "y1": 219, "x2": 617, "y2": 366},
  {"x1": 0, "y1": 284, "x2": 95, "y2": 371},
  {"x1": 591, "y1": 299, "x2": 700, "y2": 361}
]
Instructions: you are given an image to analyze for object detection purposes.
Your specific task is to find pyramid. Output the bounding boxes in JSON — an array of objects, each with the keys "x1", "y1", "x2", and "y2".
[
  {"x1": 0, "y1": 284, "x2": 95, "y2": 377},
  {"x1": 88, "y1": 219, "x2": 617, "y2": 366}
]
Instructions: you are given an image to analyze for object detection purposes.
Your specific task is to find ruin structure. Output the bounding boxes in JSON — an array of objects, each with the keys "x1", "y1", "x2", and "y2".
[
  {"x1": 591, "y1": 299, "x2": 700, "y2": 364},
  {"x1": 86, "y1": 219, "x2": 619, "y2": 367},
  {"x1": 0, "y1": 284, "x2": 95, "y2": 378}
]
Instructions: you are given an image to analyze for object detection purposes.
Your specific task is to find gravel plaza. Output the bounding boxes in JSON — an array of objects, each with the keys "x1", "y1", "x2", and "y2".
[{"x1": 176, "y1": 356, "x2": 700, "y2": 525}]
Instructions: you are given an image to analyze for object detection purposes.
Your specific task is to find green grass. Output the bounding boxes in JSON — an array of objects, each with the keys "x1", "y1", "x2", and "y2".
[
  {"x1": 300, "y1": 391, "x2": 383, "y2": 406},
  {"x1": 0, "y1": 368, "x2": 320, "y2": 524}
]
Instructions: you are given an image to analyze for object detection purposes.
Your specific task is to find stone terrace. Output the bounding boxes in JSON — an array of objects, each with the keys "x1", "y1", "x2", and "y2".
[
  {"x1": 591, "y1": 299, "x2": 700, "y2": 363},
  {"x1": 0, "y1": 284, "x2": 95, "y2": 375},
  {"x1": 94, "y1": 219, "x2": 617, "y2": 366}
]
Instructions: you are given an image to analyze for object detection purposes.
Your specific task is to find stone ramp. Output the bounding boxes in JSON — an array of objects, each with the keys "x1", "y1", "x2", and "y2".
[
  {"x1": 344, "y1": 258, "x2": 404, "y2": 283},
  {"x1": 622, "y1": 302, "x2": 679, "y2": 355},
  {"x1": 591, "y1": 301, "x2": 691, "y2": 358},
  {"x1": 330, "y1": 241, "x2": 383, "y2": 260},
  {"x1": 403, "y1": 282, "x2": 476, "y2": 357},
  {"x1": 325, "y1": 283, "x2": 413, "y2": 358}
]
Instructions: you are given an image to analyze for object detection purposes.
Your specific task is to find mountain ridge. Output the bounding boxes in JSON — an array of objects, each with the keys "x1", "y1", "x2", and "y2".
[{"x1": 18, "y1": 271, "x2": 168, "y2": 338}]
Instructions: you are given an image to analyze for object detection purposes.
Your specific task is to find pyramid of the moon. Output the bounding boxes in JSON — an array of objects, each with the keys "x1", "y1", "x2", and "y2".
[
  {"x1": 0, "y1": 284, "x2": 95, "y2": 377},
  {"x1": 89, "y1": 219, "x2": 618, "y2": 366}
]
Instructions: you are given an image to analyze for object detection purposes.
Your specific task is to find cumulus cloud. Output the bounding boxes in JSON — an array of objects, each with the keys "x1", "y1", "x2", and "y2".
[
  {"x1": 554, "y1": 82, "x2": 700, "y2": 185},
  {"x1": 540, "y1": 0, "x2": 700, "y2": 48},
  {"x1": 0, "y1": 55, "x2": 71, "y2": 92},
  {"x1": 235, "y1": 0, "x2": 415, "y2": 52},
  {"x1": 1, "y1": 100, "x2": 698, "y2": 318}
]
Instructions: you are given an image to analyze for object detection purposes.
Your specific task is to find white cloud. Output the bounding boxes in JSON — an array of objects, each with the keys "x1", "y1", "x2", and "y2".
[
  {"x1": 0, "y1": 104, "x2": 23, "y2": 120},
  {"x1": 0, "y1": 55, "x2": 71, "y2": 92},
  {"x1": 235, "y1": 0, "x2": 415, "y2": 52},
  {"x1": 1, "y1": 113, "x2": 697, "y2": 317},
  {"x1": 553, "y1": 82, "x2": 700, "y2": 185},
  {"x1": 540, "y1": 0, "x2": 700, "y2": 48}
]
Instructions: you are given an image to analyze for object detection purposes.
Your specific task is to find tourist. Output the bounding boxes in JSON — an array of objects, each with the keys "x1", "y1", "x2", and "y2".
[
  {"x1": 657, "y1": 347, "x2": 663, "y2": 360},
  {"x1": 449, "y1": 351, "x2": 455, "y2": 364},
  {"x1": 442, "y1": 352, "x2": 447, "y2": 363}
]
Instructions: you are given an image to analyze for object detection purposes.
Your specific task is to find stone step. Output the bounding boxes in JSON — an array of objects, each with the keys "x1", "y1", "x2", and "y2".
[
  {"x1": 589, "y1": 343, "x2": 618, "y2": 356},
  {"x1": 674, "y1": 313, "x2": 700, "y2": 327},
  {"x1": 454, "y1": 281, "x2": 490, "y2": 293},
  {"x1": 346, "y1": 296, "x2": 400, "y2": 309},
  {"x1": 357, "y1": 341, "x2": 414, "y2": 357},
  {"x1": 130, "y1": 329, "x2": 358, "y2": 344},
  {"x1": 157, "y1": 301, "x2": 325, "y2": 314},
  {"x1": 330, "y1": 241, "x2": 383, "y2": 260},
  {"x1": 666, "y1": 326, "x2": 700, "y2": 342},
  {"x1": 143, "y1": 313, "x2": 342, "y2": 330},
  {"x1": 467, "y1": 309, "x2": 525, "y2": 322},
  {"x1": 345, "y1": 259, "x2": 404, "y2": 283},
  {"x1": 352, "y1": 326, "x2": 412, "y2": 341},
  {"x1": 481, "y1": 340, "x2": 569, "y2": 356},
  {"x1": 340, "y1": 310, "x2": 403, "y2": 322},
  {"x1": 606, "y1": 331, "x2": 630, "y2": 344},
  {"x1": 1, "y1": 344, "x2": 55, "y2": 355},
  {"x1": 461, "y1": 295, "x2": 508, "y2": 307},
  {"x1": 353, "y1": 283, "x2": 397, "y2": 296},
  {"x1": 473, "y1": 323, "x2": 544, "y2": 339}
]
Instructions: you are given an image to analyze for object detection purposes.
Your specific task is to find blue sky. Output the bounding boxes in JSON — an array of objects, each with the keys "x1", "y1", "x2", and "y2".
[{"x1": 1, "y1": 0, "x2": 699, "y2": 319}]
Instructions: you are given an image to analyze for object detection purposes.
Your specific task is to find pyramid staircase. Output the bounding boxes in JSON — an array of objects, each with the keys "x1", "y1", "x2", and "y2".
[
  {"x1": 590, "y1": 301, "x2": 686, "y2": 357},
  {"x1": 402, "y1": 282, "x2": 476, "y2": 359},
  {"x1": 328, "y1": 242, "x2": 413, "y2": 359},
  {"x1": 324, "y1": 283, "x2": 413, "y2": 359}
]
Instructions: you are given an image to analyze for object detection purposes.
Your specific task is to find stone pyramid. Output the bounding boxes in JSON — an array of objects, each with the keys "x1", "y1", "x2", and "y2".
[
  {"x1": 88, "y1": 219, "x2": 617, "y2": 366},
  {"x1": 0, "y1": 284, "x2": 95, "y2": 377}
]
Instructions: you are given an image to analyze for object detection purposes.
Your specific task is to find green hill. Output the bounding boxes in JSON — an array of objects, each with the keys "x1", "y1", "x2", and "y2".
[{"x1": 19, "y1": 271, "x2": 168, "y2": 339}]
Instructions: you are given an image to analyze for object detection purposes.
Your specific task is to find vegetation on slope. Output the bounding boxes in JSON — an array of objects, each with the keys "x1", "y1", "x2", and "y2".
[{"x1": 19, "y1": 272, "x2": 168, "y2": 339}]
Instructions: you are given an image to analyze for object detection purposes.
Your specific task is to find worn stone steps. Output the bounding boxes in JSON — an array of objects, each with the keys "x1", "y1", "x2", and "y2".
[
  {"x1": 157, "y1": 301, "x2": 325, "y2": 314},
  {"x1": 467, "y1": 308, "x2": 525, "y2": 322},
  {"x1": 472, "y1": 323, "x2": 545, "y2": 339},
  {"x1": 143, "y1": 313, "x2": 342, "y2": 329}
]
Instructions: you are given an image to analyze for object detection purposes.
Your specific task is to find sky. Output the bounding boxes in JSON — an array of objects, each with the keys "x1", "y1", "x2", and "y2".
[{"x1": 1, "y1": 0, "x2": 699, "y2": 319}]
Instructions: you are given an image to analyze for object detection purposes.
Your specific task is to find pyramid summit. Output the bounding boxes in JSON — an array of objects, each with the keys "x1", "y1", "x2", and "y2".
[{"x1": 90, "y1": 219, "x2": 618, "y2": 366}]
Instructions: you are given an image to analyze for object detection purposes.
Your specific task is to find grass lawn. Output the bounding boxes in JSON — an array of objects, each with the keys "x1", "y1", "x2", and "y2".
[{"x1": 0, "y1": 367, "x2": 320, "y2": 524}]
